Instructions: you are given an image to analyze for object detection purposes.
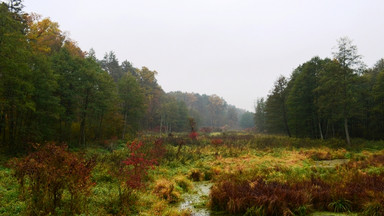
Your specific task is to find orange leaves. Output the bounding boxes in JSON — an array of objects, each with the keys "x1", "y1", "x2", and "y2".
[{"x1": 10, "y1": 143, "x2": 95, "y2": 214}]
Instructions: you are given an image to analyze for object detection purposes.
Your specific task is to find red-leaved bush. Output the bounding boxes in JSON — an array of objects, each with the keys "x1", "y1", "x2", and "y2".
[
  {"x1": 122, "y1": 141, "x2": 157, "y2": 189},
  {"x1": 210, "y1": 154, "x2": 384, "y2": 216},
  {"x1": 150, "y1": 139, "x2": 167, "y2": 162},
  {"x1": 211, "y1": 139, "x2": 223, "y2": 146},
  {"x1": 107, "y1": 140, "x2": 161, "y2": 213},
  {"x1": 10, "y1": 143, "x2": 95, "y2": 215},
  {"x1": 210, "y1": 177, "x2": 311, "y2": 215},
  {"x1": 211, "y1": 139, "x2": 224, "y2": 155},
  {"x1": 189, "y1": 131, "x2": 198, "y2": 140}
]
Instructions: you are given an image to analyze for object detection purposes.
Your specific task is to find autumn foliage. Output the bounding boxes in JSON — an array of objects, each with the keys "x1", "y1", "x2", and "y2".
[
  {"x1": 189, "y1": 131, "x2": 198, "y2": 140},
  {"x1": 210, "y1": 153, "x2": 384, "y2": 215},
  {"x1": 122, "y1": 141, "x2": 158, "y2": 189},
  {"x1": 10, "y1": 143, "x2": 95, "y2": 215},
  {"x1": 211, "y1": 138, "x2": 223, "y2": 147}
]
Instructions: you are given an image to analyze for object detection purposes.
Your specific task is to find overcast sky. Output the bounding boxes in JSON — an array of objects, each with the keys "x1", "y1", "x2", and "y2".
[{"x1": 24, "y1": 0, "x2": 384, "y2": 111}]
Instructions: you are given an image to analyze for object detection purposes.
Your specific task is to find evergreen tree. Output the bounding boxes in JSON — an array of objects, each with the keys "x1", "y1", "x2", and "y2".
[
  {"x1": 254, "y1": 98, "x2": 266, "y2": 133},
  {"x1": 265, "y1": 76, "x2": 291, "y2": 136}
]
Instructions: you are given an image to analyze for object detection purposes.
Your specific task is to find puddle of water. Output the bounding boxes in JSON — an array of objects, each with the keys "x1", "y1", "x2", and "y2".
[{"x1": 179, "y1": 181, "x2": 213, "y2": 216}]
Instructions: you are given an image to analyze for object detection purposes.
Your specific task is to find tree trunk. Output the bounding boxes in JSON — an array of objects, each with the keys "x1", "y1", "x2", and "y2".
[
  {"x1": 344, "y1": 117, "x2": 351, "y2": 146},
  {"x1": 79, "y1": 90, "x2": 89, "y2": 147},
  {"x1": 318, "y1": 120, "x2": 324, "y2": 140},
  {"x1": 122, "y1": 112, "x2": 127, "y2": 139},
  {"x1": 0, "y1": 112, "x2": 4, "y2": 146},
  {"x1": 282, "y1": 103, "x2": 291, "y2": 137},
  {"x1": 97, "y1": 111, "x2": 104, "y2": 141},
  {"x1": 80, "y1": 116, "x2": 86, "y2": 147},
  {"x1": 160, "y1": 116, "x2": 163, "y2": 135}
]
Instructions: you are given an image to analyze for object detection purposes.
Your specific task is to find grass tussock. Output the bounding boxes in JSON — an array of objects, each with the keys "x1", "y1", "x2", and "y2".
[{"x1": 153, "y1": 178, "x2": 180, "y2": 203}]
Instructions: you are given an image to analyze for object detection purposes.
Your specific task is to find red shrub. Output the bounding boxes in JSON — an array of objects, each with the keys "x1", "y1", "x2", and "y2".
[
  {"x1": 122, "y1": 141, "x2": 157, "y2": 189},
  {"x1": 211, "y1": 139, "x2": 223, "y2": 146},
  {"x1": 189, "y1": 131, "x2": 198, "y2": 140},
  {"x1": 10, "y1": 143, "x2": 95, "y2": 215},
  {"x1": 210, "y1": 177, "x2": 311, "y2": 215},
  {"x1": 150, "y1": 139, "x2": 166, "y2": 162}
]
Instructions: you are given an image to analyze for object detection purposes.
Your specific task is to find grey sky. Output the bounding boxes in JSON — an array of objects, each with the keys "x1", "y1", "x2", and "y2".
[{"x1": 24, "y1": 0, "x2": 384, "y2": 111}]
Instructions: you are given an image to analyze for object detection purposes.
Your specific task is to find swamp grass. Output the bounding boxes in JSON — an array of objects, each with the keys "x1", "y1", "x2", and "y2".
[{"x1": 0, "y1": 134, "x2": 383, "y2": 215}]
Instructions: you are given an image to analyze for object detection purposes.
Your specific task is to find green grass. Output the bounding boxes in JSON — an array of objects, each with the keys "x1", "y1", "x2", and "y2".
[
  {"x1": 1, "y1": 134, "x2": 384, "y2": 215},
  {"x1": 0, "y1": 165, "x2": 24, "y2": 215}
]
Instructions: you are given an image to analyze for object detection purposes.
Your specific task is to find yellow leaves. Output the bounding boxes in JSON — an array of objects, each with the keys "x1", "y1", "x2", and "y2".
[
  {"x1": 63, "y1": 40, "x2": 85, "y2": 58},
  {"x1": 25, "y1": 13, "x2": 85, "y2": 58},
  {"x1": 26, "y1": 13, "x2": 65, "y2": 55}
]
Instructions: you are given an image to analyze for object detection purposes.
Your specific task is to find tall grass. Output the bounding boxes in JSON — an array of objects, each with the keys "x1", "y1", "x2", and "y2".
[{"x1": 1, "y1": 133, "x2": 384, "y2": 215}]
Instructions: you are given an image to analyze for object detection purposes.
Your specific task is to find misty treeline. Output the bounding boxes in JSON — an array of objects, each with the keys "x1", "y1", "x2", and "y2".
[
  {"x1": 169, "y1": 92, "x2": 255, "y2": 130},
  {"x1": 255, "y1": 37, "x2": 384, "y2": 144},
  {"x1": 0, "y1": 2, "x2": 252, "y2": 153}
]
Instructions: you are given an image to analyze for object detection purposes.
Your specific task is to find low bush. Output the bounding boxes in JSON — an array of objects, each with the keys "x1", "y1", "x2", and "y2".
[
  {"x1": 10, "y1": 143, "x2": 95, "y2": 215},
  {"x1": 210, "y1": 158, "x2": 384, "y2": 215},
  {"x1": 210, "y1": 176, "x2": 312, "y2": 215}
]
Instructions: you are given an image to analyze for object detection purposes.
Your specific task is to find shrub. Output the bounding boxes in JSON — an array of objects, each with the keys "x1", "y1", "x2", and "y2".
[
  {"x1": 211, "y1": 139, "x2": 223, "y2": 155},
  {"x1": 189, "y1": 131, "x2": 198, "y2": 140},
  {"x1": 210, "y1": 177, "x2": 311, "y2": 215},
  {"x1": 10, "y1": 143, "x2": 95, "y2": 215},
  {"x1": 122, "y1": 141, "x2": 157, "y2": 189},
  {"x1": 150, "y1": 139, "x2": 167, "y2": 163},
  {"x1": 153, "y1": 179, "x2": 180, "y2": 203},
  {"x1": 189, "y1": 169, "x2": 204, "y2": 181},
  {"x1": 104, "y1": 140, "x2": 158, "y2": 214}
]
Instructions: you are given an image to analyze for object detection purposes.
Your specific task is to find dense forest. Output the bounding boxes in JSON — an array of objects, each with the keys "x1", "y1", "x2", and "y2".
[
  {"x1": 2, "y1": 0, "x2": 383, "y2": 153},
  {"x1": 0, "y1": 1, "x2": 252, "y2": 153},
  {"x1": 255, "y1": 37, "x2": 384, "y2": 144}
]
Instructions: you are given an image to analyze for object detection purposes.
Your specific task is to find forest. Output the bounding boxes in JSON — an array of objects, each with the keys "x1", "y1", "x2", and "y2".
[
  {"x1": 0, "y1": 1, "x2": 252, "y2": 154},
  {"x1": 255, "y1": 39, "x2": 384, "y2": 144},
  {"x1": 1, "y1": 1, "x2": 384, "y2": 216}
]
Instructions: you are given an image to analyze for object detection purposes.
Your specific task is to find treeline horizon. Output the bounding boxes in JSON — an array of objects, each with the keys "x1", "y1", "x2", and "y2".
[
  {"x1": 0, "y1": 1, "x2": 252, "y2": 153},
  {"x1": 255, "y1": 37, "x2": 384, "y2": 144}
]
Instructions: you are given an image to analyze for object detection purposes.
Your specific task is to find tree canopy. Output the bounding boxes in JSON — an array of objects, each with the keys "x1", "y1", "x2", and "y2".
[{"x1": 261, "y1": 37, "x2": 384, "y2": 142}]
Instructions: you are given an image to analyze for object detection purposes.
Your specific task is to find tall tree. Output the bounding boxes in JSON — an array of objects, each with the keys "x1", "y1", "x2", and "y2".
[
  {"x1": 226, "y1": 106, "x2": 238, "y2": 129},
  {"x1": 265, "y1": 76, "x2": 291, "y2": 136},
  {"x1": 101, "y1": 51, "x2": 123, "y2": 82},
  {"x1": 118, "y1": 74, "x2": 145, "y2": 139},
  {"x1": 26, "y1": 14, "x2": 65, "y2": 55},
  {"x1": 208, "y1": 95, "x2": 226, "y2": 128},
  {"x1": 371, "y1": 69, "x2": 384, "y2": 138},
  {"x1": 330, "y1": 37, "x2": 364, "y2": 145},
  {"x1": 254, "y1": 98, "x2": 266, "y2": 133},
  {"x1": 287, "y1": 57, "x2": 329, "y2": 138},
  {"x1": 0, "y1": 2, "x2": 33, "y2": 152},
  {"x1": 239, "y1": 111, "x2": 255, "y2": 129},
  {"x1": 137, "y1": 67, "x2": 163, "y2": 130}
]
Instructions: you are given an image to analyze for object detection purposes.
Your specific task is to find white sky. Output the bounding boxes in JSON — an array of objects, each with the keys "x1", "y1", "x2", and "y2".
[{"x1": 24, "y1": 0, "x2": 384, "y2": 112}]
